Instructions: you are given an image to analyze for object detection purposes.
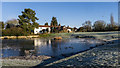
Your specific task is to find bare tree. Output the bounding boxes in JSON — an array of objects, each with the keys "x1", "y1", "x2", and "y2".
[
  {"x1": 82, "y1": 21, "x2": 92, "y2": 32},
  {"x1": 93, "y1": 20, "x2": 106, "y2": 31},
  {"x1": 5, "y1": 19, "x2": 19, "y2": 29}
]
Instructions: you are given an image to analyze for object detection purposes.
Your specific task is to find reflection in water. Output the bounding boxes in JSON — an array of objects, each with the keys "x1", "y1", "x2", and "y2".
[
  {"x1": 51, "y1": 40, "x2": 61, "y2": 56},
  {"x1": 34, "y1": 38, "x2": 51, "y2": 46},
  {"x1": 2, "y1": 38, "x2": 102, "y2": 58},
  {"x1": 2, "y1": 39, "x2": 35, "y2": 57}
]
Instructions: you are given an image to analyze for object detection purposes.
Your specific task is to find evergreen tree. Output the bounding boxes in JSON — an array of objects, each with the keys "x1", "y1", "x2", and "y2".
[
  {"x1": 0, "y1": 21, "x2": 4, "y2": 29},
  {"x1": 18, "y1": 8, "x2": 39, "y2": 33},
  {"x1": 45, "y1": 22, "x2": 48, "y2": 25},
  {"x1": 50, "y1": 17, "x2": 58, "y2": 26},
  {"x1": 50, "y1": 17, "x2": 58, "y2": 33},
  {"x1": 111, "y1": 14, "x2": 115, "y2": 28}
]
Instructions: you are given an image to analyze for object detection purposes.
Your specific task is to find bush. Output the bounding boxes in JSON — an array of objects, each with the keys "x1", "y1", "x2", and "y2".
[
  {"x1": 93, "y1": 20, "x2": 106, "y2": 31},
  {"x1": 2, "y1": 27, "x2": 29, "y2": 36}
]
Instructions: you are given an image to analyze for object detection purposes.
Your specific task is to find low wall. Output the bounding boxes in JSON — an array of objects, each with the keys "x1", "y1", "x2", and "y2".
[{"x1": 0, "y1": 35, "x2": 40, "y2": 39}]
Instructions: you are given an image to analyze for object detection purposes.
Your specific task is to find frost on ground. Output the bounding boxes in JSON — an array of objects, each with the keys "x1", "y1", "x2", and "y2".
[
  {"x1": 47, "y1": 40, "x2": 119, "y2": 67},
  {"x1": 2, "y1": 55, "x2": 51, "y2": 66}
]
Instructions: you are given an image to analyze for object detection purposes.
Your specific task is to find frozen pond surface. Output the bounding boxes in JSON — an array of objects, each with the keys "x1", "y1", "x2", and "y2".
[{"x1": 2, "y1": 38, "x2": 102, "y2": 58}]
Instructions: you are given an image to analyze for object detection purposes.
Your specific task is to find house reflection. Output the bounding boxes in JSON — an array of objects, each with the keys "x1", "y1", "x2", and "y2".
[
  {"x1": 51, "y1": 40, "x2": 59, "y2": 53},
  {"x1": 50, "y1": 40, "x2": 64, "y2": 56},
  {"x1": 33, "y1": 38, "x2": 64, "y2": 56},
  {"x1": 34, "y1": 38, "x2": 51, "y2": 46}
]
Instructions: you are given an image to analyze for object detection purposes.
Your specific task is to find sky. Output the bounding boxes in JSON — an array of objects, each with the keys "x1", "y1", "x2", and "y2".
[
  {"x1": 1, "y1": 0, "x2": 119, "y2": 2},
  {"x1": 2, "y1": 2, "x2": 118, "y2": 28}
]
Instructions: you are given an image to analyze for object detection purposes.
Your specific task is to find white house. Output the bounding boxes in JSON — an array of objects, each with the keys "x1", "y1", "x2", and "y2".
[
  {"x1": 34, "y1": 25, "x2": 51, "y2": 34},
  {"x1": 67, "y1": 29, "x2": 72, "y2": 32}
]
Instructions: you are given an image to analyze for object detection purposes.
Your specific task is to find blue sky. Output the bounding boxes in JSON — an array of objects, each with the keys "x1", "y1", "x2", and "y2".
[
  {"x1": 1, "y1": 0, "x2": 118, "y2": 2},
  {"x1": 2, "y1": 2, "x2": 118, "y2": 27}
]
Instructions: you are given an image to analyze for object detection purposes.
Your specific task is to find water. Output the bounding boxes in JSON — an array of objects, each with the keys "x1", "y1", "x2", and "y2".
[{"x1": 2, "y1": 38, "x2": 102, "y2": 58}]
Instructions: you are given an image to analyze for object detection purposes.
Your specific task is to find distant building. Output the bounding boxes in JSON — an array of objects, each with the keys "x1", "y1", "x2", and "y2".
[
  {"x1": 61, "y1": 25, "x2": 66, "y2": 30},
  {"x1": 73, "y1": 27, "x2": 77, "y2": 32},
  {"x1": 66, "y1": 27, "x2": 72, "y2": 32},
  {"x1": 34, "y1": 25, "x2": 74, "y2": 34},
  {"x1": 67, "y1": 29, "x2": 72, "y2": 32},
  {"x1": 34, "y1": 25, "x2": 51, "y2": 34}
]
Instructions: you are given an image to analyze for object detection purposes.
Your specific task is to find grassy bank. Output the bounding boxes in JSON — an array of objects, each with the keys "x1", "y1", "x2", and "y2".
[
  {"x1": 1, "y1": 31, "x2": 119, "y2": 39},
  {"x1": 0, "y1": 35, "x2": 39, "y2": 39},
  {"x1": 0, "y1": 32, "x2": 73, "y2": 39},
  {"x1": 39, "y1": 33, "x2": 72, "y2": 38}
]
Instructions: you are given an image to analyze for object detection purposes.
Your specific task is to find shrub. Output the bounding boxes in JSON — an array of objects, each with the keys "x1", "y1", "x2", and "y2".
[{"x1": 2, "y1": 27, "x2": 29, "y2": 36}]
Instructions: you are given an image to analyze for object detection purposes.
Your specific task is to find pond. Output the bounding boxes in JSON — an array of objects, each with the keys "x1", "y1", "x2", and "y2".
[{"x1": 1, "y1": 38, "x2": 102, "y2": 58}]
